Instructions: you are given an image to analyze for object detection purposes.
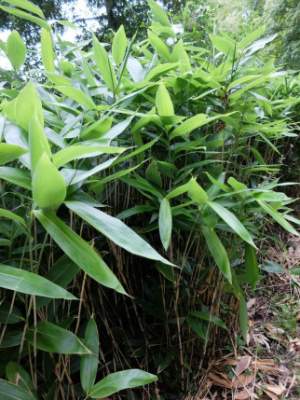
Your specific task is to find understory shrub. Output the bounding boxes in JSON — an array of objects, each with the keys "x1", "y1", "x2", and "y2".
[{"x1": 0, "y1": 1, "x2": 299, "y2": 399}]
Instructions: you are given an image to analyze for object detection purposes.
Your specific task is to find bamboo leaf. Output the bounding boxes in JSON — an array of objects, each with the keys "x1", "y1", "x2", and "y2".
[
  {"x1": 148, "y1": 0, "x2": 171, "y2": 27},
  {"x1": 244, "y1": 244, "x2": 259, "y2": 289},
  {"x1": 0, "y1": 264, "x2": 76, "y2": 299},
  {"x1": 29, "y1": 112, "x2": 51, "y2": 171},
  {"x1": 5, "y1": 0, "x2": 45, "y2": 18},
  {"x1": 80, "y1": 318, "x2": 99, "y2": 394},
  {"x1": 159, "y1": 198, "x2": 172, "y2": 251},
  {"x1": 0, "y1": 167, "x2": 31, "y2": 189},
  {"x1": 0, "y1": 143, "x2": 27, "y2": 165},
  {"x1": 0, "y1": 5, "x2": 49, "y2": 30},
  {"x1": 3, "y1": 82, "x2": 44, "y2": 132},
  {"x1": 92, "y1": 35, "x2": 116, "y2": 92},
  {"x1": 208, "y1": 201, "x2": 256, "y2": 248},
  {"x1": 112, "y1": 25, "x2": 127, "y2": 66},
  {"x1": 148, "y1": 30, "x2": 170, "y2": 60},
  {"x1": 32, "y1": 153, "x2": 66, "y2": 209},
  {"x1": 201, "y1": 226, "x2": 232, "y2": 283},
  {"x1": 88, "y1": 369, "x2": 158, "y2": 398},
  {"x1": 0, "y1": 379, "x2": 36, "y2": 400},
  {"x1": 41, "y1": 28, "x2": 55, "y2": 73},
  {"x1": 257, "y1": 200, "x2": 299, "y2": 236},
  {"x1": 53, "y1": 144, "x2": 126, "y2": 168},
  {"x1": 26, "y1": 321, "x2": 91, "y2": 354},
  {"x1": 6, "y1": 31, "x2": 26, "y2": 70},
  {"x1": 0, "y1": 208, "x2": 26, "y2": 227},
  {"x1": 188, "y1": 178, "x2": 208, "y2": 205},
  {"x1": 155, "y1": 84, "x2": 174, "y2": 117},
  {"x1": 34, "y1": 210, "x2": 126, "y2": 295},
  {"x1": 56, "y1": 85, "x2": 95, "y2": 109},
  {"x1": 65, "y1": 201, "x2": 174, "y2": 266}
]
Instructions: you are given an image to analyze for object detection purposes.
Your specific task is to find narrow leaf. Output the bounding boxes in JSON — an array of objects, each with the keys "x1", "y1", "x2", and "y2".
[
  {"x1": 26, "y1": 321, "x2": 91, "y2": 355},
  {"x1": 159, "y1": 198, "x2": 172, "y2": 251},
  {"x1": 112, "y1": 25, "x2": 127, "y2": 66},
  {"x1": 0, "y1": 167, "x2": 31, "y2": 189},
  {"x1": 0, "y1": 264, "x2": 76, "y2": 299},
  {"x1": 53, "y1": 144, "x2": 126, "y2": 168},
  {"x1": 208, "y1": 201, "x2": 256, "y2": 248},
  {"x1": 0, "y1": 143, "x2": 27, "y2": 165},
  {"x1": 201, "y1": 226, "x2": 232, "y2": 283},
  {"x1": 80, "y1": 318, "x2": 99, "y2": 393},
  {"x1": 89, "y1": 369, "x2": 158, "y2": 398},
  {"x1": 34, "y1": 210, "x2": 126, "y2": 295},
  {"x1": 41, "y1": 28, "x2": 55, "y2": 73},
  {"x1": 6, "y1": 31, "x2": 26, "y2": 70},
  {"x1": 155, "y1": 84, "x2": 174, "y2": 117},
  {"x1": 65, "y1": 201, "x2": 174, "y2": 266},
  {"x1": 32, "y1": 153, "x2": 66, "y2": 209},
  {"x1": 257, "y1": 200, "x2": 299, "y2": 236},
  {"x1": 93, "y1": 35, "x2": 116, "y2": 92}
]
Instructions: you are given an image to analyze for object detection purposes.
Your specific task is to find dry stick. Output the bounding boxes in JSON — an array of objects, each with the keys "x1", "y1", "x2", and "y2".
[
  {"x1": 75, "y1": 272, "x2": 87, "y2": 334},
  {"x1": 32, "y1": 295, "x2": 38, "y2": 388}
]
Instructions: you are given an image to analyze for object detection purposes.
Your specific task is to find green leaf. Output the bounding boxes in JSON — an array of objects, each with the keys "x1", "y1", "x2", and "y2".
[
  {"x1": 208, "y1": 201, "x2": 256, "y2": 248},
  {"x1": 65, "y1": 201, "x2": 174, "y2": 266},
  {"x1": 34, "y1": 210, "x2": 126, "y2": 294},
  {"x1": 145, "y1": 160, "x2": 162, "y2": 187},
  {"x1": 239, "y1": 295, "x2": 248, "y2": 342},
  {"x1": 6, "y1": 362, "x2": 35, "y2": 396},
  {"x1": 53, "y1": 144, "x2": 125, "y2": 168},
  {"x1": 6, "y1": 31, "x2": 26, "y2": 70},
  {"x1": 257, "y1": 200, "x2": 299, "y2": 236},
  {"x1": 201, "y1": 226, "x2": 232, "y2": 283},
  {"x1": 210, "y1": 34, "x2": 236, "y2": 55},
  {"x1": 148, "y1": 0, "x2": 171, "y2": 27},
  {"x1": 81, "y1": 117, "x2": 113, "y2": 140},
  {"x1": 41, "y1": 28, "x2": 55, "y2": 73},
  {"x1": 188, "y1": 178, "x2": 208, "y2": 205},
  {"x1": 5, "y1": 0, "x2": 45, "y2": 18},
  {"x1": 112, "y1": 25, "x2": 127, "y2": 66},
  {"x1": 26, "y1": 321, "x2": 91, "y2": 355},
  {"x1": 0, "y1": 5, "x2": 49, "y2": 30},
  {"x1": 148, "y1": 30, "x2": 170, "y2": 60},
  {"x1": 0, "y1": 143, "x2": 27, "y2": 165},
  {"x1": 3, "y1": 82, "x2": 44, "y2": 132},
  {"x1": 0, "y1": 208, "x2": 26, "y2": 227},
  {"x1": 155, "y1": 83, "x2": 174, "y2": 117},
  {"x1": 0, "y1": 379, "x2": 36, "y2": 400},
  {"x1": 190, "y1": 310, "x2": 228, "y2": 330},
  {"x1": 244, "y1": 244, "x2": 259, "y2": 289},
  {"x1": 80, "y1": 318, "x2": 99, "y2": 394},
  {"x1": 88, "y1": 369, "x2": 158, "y2": 398},
  {"x1": 0, "y1": 167, "x2": 31, "y2": 189},
  {"x1": 36, "y1": 255, "x2": 79, "y2": 309},
  {"x1": 159, "y1": 198, "x2": 172, "y2": 251},
  {"x1": 172, "y1": 39, "x2": 191, "y2": 73},
  {"x1": 92, "y1": 35, "x2": 116, "y2": 92},
  {"x1": 0, "y1": 264, "x2": 76, "y2": 299},
  {"x1": 56, "y1": 85, "x2": 95, "y2": 109},
  {"x1": 32, "y1": 153, "x2": 66, "y2": 209},
  {"x1": 29, "y1": 112, "x2": 51, "y2": 171},
  {"x1": 171, "y1": 113, "x2": 229, "y2": 139},
  {"x1": 62, "y1": 156, "x2": 118, "y2": 186}
]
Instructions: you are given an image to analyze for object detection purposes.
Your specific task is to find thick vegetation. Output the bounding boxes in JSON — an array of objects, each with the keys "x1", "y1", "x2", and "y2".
[{"x1": 0, "y1": 0, "x2": 299, "y2": 399}]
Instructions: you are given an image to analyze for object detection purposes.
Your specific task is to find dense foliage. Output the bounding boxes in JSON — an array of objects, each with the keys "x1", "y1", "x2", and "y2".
[{"x1": 0, "y1": 0, "x2": 299, "y2": 399}]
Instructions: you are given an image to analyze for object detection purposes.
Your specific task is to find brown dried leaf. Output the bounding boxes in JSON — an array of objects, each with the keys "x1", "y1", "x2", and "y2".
[
  {"x1": 263, "y1": 389, "x2": 279, "y2": 400},
  {"x1": 233, "y1": 374, "x2": 255, "y2": 388},
  {"x1": 208, "y1": 372, "x2": 232, "y2": 389},
  {"x1": 234, "y1": 389, "x2": 252, "y2": 400},
  {"x1": 235, "y1": 356, "x2": 252, "y2": 376},
  {"x1": 264, "y1": 384, "x2": 285, "y2": 396}
]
